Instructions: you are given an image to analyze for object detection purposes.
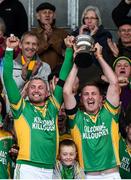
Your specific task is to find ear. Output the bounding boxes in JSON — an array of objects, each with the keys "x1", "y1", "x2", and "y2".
[
  {"x1": 79, "y1": 93, "x2": 83, "y2": 103},
  {"x1": 117, "y1": 30, "x2": 120, "y2": 38},
  {"x1": 126, "y1": 126, "x2": 129, "y2": 133},
  {"x1": 46, "y1": 90, "x2": 50, "y2": 98},
  {"x1": 82, "y1": 18, "x2": 85, "y2": 25},
  {"x1": 36, "y1": 12, "x2": 40, "y2": 20},
  {"x1": 19, "y1": 41, "x2": 22, "y2": 50},
  {"x1": 100, "y1": 95, "x2": 103, "y2": 103},
  {"x1": 53, "y1": 12, "x2": 56, "y2": 19}
]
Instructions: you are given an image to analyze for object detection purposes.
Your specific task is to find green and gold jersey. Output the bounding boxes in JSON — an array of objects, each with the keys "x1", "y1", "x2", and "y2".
[
  {"x1": 68, "y1": 100, "x2": 120, "y2": 172},
  {"x1": 119, "y1": 137, "x2": 131, "y2": 179},
  {"x1": 12, "y1": 95, "x2": 60, "y2": 168},
  {"x1": 0, "y1": 130, "x2": 14, "y2": 179},
  {"x1": 3, "y1": 48, "x2": 73, "y2": 168}
]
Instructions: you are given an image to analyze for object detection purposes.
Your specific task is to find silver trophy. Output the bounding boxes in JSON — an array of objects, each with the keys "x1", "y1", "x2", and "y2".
[{"x1": 75, "y1": 34, "x2": 94, "y2": 68}]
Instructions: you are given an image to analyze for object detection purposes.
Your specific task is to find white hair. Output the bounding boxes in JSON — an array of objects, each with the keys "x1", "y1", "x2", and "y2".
[{"x1": 81, "y1": 5, "x2": 102, "y2": 26}]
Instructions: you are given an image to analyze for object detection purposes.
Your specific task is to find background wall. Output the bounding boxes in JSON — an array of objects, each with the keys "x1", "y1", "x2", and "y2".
[{"x1": 20, "y1": 0, "x2": 128, "y2": 41}]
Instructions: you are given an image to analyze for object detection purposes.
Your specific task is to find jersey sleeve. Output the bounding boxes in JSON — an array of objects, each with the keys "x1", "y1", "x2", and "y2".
[
  {"x1": 3, "y1": 50, "x2": 21, "y2": 105},
  {"x1": 104, "y1": 99, "x2": 120, "y2": 122},
  {"x1": 53, "y1": 48, "x2": 73, "y2": 106}
]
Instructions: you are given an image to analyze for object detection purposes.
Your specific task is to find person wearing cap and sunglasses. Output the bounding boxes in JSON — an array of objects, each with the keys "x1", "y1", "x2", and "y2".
[{"x1": 32, "y1": 2, "x2": 68, "y2": 70}]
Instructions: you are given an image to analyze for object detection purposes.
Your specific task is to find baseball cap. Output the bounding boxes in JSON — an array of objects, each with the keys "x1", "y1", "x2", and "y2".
[
  {"x1": 118, "y1": 18, "x2": 131, "y2": 28},
  {"x1": 113, "y1": 56, "x2": 131, "y2": 69},
  {"x1": 36, "y1": 2, "x2": 56, "y2": 12}
]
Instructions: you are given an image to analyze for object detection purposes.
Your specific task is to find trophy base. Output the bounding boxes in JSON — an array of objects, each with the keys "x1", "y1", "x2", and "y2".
[{"x1": 74, "y1": 53, "x2": 93, "y2": 68}]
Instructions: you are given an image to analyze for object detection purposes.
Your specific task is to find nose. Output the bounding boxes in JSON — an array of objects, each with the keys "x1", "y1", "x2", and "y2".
[
  {"x1": 66, "y1": 154, "x2": 71, "y2": 159},
  {"x1": 34, "y1": 87, "x2": 39, "y2": 93},
  {"x1": 45, "y1": 11, "x2": 50, "y2": 16},
  {"x1": 28, "y1": 43, "x2": 33, "y2": 49},
  {"x1": 88, "y1": 94, "x2": 93, "y2": 99},
  {"x1": 121, "y1": 66, "x2": 125, "y2": 69}
]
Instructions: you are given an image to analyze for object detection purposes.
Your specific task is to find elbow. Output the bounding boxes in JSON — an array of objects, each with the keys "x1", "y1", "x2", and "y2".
[
  {"x1": 111, "y1": 78, "x2": 119, "y2": 86},
  {"x1": 63, "y1": 86, "x2": 72, "y2": 97}
]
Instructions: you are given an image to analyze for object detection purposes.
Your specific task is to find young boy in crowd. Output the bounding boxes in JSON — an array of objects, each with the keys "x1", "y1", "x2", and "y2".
[{"x1": 53, "y1": 139, "x2": 85, "y2": 179}]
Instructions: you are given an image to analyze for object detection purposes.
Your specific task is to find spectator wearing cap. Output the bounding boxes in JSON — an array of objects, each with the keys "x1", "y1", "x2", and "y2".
[
  {"x1": 32, "y1": 2, "x2": 68, "y2": 70},
  {"x1": 113, "y1": 56, "x2": 131, "y2": 112},
  {"x1": 108, "y1": 0, "x2": 131, "y2": 59},
  {"x1": 102, "y1": 56, "x2": 131, "y2": 111},
  {"x1": 102, "y1": 56, "x2": 131, "y2": 145}
]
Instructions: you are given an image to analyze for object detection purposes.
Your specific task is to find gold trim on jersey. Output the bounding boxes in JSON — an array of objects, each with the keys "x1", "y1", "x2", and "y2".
[
  {"x1": 111, "y1": 119, "x2": 120, "y2": 165},
  {"x1": 15, "y1": 115, "x2": 30, "y2": 160},
  {"x1": 56, "y1": 116, "x2": 59, "y2": 158},
  {"x1": 104, "y1": 101, "x2": 119, "y2": 115},
  {"x1": 34, "y1": 102, "x2": 48, "y2": 117},
  {"x1": 85, "y1": 112, "x2": 99, "y2": 123},
  {"x1": 49, "y1": 95, "x2": 60, "y2": 110},
  {"x1": 68, "y1": 114, "x2": 76, "y2": 120},
  {"x1": 0, "y1": 130, "x2": 13, "y2": 139},
  {"x1": 126, "y1": 144, "x2": 131, "y2": 156},
  {"x1": 0, "y1": 136, "x2": 13, "y2": 141},
  {"x1": 11, "y1": 98, "x2": 25, "y2": 110},
  {"x1": 71, "y1": 125, "x2": 84, "y2": 168}
]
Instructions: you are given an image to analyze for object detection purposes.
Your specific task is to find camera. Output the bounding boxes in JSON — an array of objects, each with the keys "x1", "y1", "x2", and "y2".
[{"x1": 74, "y1": 34, "x2": 94, "y2": 68}]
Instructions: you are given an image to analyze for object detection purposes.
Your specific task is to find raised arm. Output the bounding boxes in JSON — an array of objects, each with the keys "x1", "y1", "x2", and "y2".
[
  {"x1": 3, "y1": 36, "x2": 21, "y2": 104},
  {"x1": 94, "y1": 43, "x2": 120, "y2": 107},
  {"x1": 63, "y1": 63, "x2": 78, "y2": 110},
  {"x1": 53, "y1": 36, "x2": 75, "y2": 104},
  {"x1": 112, "y1": 0, "x2": 131, "y2": 27}
]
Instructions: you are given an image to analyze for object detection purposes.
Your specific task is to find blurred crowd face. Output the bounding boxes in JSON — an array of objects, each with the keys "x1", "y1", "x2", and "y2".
[
  {"x1": 81, "y1": 85, "x2": 102, "y2": 114},
  {"x1": 126, "y1": 124, "x2": 131, "y2": 144},
  {"x1": 115, "y1": 60, "x2": 131, "y2": 79},
  {"x1": 84, "y1": 10, "x2": 98, "y2": 31},
  {"x1": 28, "y1": 79, "x2": 48, "y2": 106},
  {"x1": 49, "y1": 76, "x2": 59, "y2": 93},
  {"x1": 58, "y1": 103, "x2": 66, "y2": 133},
  {"x1": 118, "y1": 24, "x2": 131, "y2": 46},
  {"x1": 20, "y1": 35, "x2": 39, "y2": 59},
  {"x1": 60, "y1": 145, "x2": 77, "y2": 166},
  {"x1": 36, "y1": 9, "x2": 55, "y2": 25}
]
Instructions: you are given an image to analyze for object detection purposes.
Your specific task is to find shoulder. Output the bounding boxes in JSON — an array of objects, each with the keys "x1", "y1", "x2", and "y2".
[
  {"x1": 53, "y1": 27, "x2": 68, "y2": 36},
  {"x1": 96, "y1": 25, "x2": 112, "y2": 38}
]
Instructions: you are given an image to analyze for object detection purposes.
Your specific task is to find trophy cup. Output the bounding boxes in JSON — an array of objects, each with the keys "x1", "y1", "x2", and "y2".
[{"x1": 74, "y1": 34, "x2": 94, "y2": 68}]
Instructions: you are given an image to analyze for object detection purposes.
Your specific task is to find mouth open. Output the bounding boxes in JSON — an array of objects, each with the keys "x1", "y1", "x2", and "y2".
[{"x1": 120, "y1": 70, "x2": 126, "y2": 74}]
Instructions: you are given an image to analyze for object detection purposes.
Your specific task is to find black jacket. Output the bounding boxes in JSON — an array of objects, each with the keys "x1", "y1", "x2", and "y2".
[
  {"x1": 112, "y1": 0, "x2": 131, "y2": 27},
  {"x1": 0, "y1": 0, "x2": 28, "y2": 38}
]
